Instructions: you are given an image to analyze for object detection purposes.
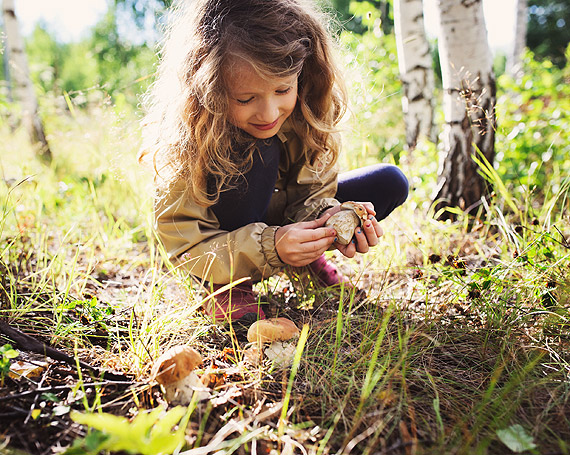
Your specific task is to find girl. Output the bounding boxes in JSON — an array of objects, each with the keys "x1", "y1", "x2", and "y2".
[{"x1": 140, "y1": 0, "x2": 408, "y2": 327}]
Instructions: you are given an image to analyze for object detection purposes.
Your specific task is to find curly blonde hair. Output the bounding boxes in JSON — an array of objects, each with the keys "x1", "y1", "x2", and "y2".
[{"x1": 140, "y1": 0, "x2": 347, "y2": 206}]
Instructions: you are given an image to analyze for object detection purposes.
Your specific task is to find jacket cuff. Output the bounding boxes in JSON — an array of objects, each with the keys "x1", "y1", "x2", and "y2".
[{"x1": 261, "y1": 226, "x2": 286, "y2": 268}]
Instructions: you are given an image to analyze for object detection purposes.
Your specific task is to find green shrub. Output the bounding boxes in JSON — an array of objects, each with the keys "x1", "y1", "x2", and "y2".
[{"x1": 495, "y1": 46, "x2": 570, "y2": 198}]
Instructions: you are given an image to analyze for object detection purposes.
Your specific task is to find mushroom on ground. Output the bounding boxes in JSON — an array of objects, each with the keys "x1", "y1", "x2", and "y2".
[
  {"x1": 151, "y1": 345, "x2": 210, "y2": 405},
  {"x1": 246, "y1": 318, "x2": 300, "y2": 366},
  {"x1": 325, "y1": 202, "x2": 368, "y2": 245}
]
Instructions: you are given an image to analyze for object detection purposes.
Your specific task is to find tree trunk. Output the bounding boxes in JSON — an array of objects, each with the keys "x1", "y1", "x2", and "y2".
[
  {"x1": 394, "y1": 0, "x2": 436, "y2": 150},
  {"x1": 433, "y1": 0, "x2": 496, "y2": 219},
  {"x1": 507, "y1": 0, "x2": 527, "y2": 75},
  {"x1": 2, "y1": 0, "x2": 52, "y2": 162}
]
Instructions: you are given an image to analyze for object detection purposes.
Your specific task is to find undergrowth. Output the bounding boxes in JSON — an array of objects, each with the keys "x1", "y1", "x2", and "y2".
[{"x1": 1, "y1": 50, "x2": 570, "y2": 455}]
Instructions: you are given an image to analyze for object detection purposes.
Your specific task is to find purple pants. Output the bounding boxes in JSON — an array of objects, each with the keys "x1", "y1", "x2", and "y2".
[{"x1": 212, "y1": 136, "x2": 408, "y2": 230}]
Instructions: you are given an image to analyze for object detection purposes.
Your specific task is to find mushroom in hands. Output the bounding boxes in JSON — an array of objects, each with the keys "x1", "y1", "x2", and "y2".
[
  {"x1": 325, "y1": 202, "x2": 368, "y2": 245},
  {"x1": 246, "y1": 318, "x2": 300, "y2": 366},
  {"x1": 151, "y1": 346, "x2": 210, "y2": 405}
]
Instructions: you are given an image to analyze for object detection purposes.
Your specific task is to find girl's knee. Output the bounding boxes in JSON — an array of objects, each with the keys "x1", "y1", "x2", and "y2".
[
  {"x1": 384, "y1": 165, "x2": 409, "y2": 205},
  {"x1": 336, "y1": 163, "x2": 409, "y2": 211},
  {"x1": 365, "y1": 164, "x2": 409, "y2": 205}
]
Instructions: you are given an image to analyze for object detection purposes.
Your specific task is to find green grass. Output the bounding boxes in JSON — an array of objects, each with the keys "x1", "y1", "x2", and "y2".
[{"x1": 1, "y1": 93, "x2": 569, "y2": 455}]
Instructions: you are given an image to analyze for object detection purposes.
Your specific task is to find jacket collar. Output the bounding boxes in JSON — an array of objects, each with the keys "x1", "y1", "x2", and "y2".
[{"x1": 276, "y1": 119, "x2": 293, "y2": 143}]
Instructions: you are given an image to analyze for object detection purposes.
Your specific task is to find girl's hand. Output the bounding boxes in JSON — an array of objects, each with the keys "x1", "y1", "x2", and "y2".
[
  {"x1": 332, "y1": 202, "x2": 383, "y2": 258},
  {"x1": 275, "y1": 215, "x2": 337, "y2": 267}
]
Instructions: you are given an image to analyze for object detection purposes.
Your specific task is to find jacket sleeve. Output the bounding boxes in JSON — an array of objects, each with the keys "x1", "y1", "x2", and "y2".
[
  {"x1": 154, "y1": 180, "x2": 285, "y2": 284},
  {"x1": 281, "y1": 132, "x2": 341, "y2": 223}
]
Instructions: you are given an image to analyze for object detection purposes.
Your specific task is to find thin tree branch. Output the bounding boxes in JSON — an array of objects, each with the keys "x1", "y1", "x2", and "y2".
[{"x1": 0, "y1": 320, "x2": 129, "y2": 381}]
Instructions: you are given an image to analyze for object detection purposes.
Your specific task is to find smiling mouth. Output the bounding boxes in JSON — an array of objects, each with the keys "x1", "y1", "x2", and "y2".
[{"x1": 251, "y1": 118, "x2": 279, "y2": 131}]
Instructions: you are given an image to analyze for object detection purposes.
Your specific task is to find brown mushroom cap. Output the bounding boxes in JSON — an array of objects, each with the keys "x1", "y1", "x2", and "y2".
[
  {"x1": 247, "y1": 318, "x2": 300, "y2": 343},
  {"x1": 151, "y1": 346, "x2": 203, "y2": 386},
  {"x1": 340, "y1": 201, "x2": 368, "y2": 223}
]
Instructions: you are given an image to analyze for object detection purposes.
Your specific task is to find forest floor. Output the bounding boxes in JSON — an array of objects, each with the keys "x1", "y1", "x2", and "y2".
[{"x1": 1, "y1": 114, "x2": 569, "y2": 455}]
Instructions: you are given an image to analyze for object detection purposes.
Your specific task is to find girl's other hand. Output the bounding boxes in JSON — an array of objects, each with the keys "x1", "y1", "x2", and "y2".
[
  {"x1": 334, "y1": 202, "x2": 383, "y2": 258},
  {"x1": 275, "y1": 215, "x2": 337, "y2": 267}
]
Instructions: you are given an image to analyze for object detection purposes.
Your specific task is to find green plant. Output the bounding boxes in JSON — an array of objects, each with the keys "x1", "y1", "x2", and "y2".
[
  {"x1": 0, "y1": 344, "x2": 19, "y2": 386},
  {"x1": 67, "y1": 406, "x2": 193, "y2": 455},
  {"x1": 495, "y1": 46, "x2": 570, "y2": 197},
  {"x1": 338, "y1": 1, "x2": 405, "y2": 169},
  {"x1": 2, "y1": 12, "x2": 570, "y2": 455}
]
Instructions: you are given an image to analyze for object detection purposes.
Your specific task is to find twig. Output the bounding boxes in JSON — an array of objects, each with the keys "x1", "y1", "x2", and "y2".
[
  {"x1": 0, "y1": 380, "x2": 138, "y2": 402},
  {"x1": 0, "y1": 406, "x2": 29, "y2": 417},
  {"x1": 0, "y1": 320, "x2": 129, "y2": 381},
  {"x1": 23, "y1": 364, "x2": 50, "y2": 425},
  {"x1": 553, "y1": 225, "x2": 569, "y2": 248}
]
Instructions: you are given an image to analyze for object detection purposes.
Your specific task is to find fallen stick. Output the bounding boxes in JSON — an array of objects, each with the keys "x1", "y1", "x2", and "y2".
[
  {"x1": 0, "y1": 320, "x2": 129, "y2": 382},
  {"x1": 0, "y1": 380, "x2": 138, "y2": 402}
]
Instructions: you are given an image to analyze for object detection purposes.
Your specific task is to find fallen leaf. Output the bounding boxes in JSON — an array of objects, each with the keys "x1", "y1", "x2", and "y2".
[{"x1": 496, "y1": 424, "x2": 537, "y2": 453}]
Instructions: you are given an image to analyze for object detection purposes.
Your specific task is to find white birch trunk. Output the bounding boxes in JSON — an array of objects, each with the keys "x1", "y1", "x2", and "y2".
[
  {"x1": 2, "y1": 0, "x2": 51, "y2": 161},
  {"x1": 394, "y1": 0, "x2": 435, "y2": 149},
  {"x1": 433, "y1": 0, "x2": 496, "y2": 219},
  {"x1": 507, "y1": 0, "x2": 527, "y2": 75}
]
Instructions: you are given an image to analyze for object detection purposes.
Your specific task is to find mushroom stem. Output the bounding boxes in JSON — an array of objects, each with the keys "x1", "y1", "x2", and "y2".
[
  {"x1": 151, "y1": 345, "x2": 208, "y2": 405},
  {"x1": 264, "y1": 340, "x2": 297, "y2": 366},
  {"x1": 246, "y1": 318, "x2": 300, "y2": 367},
  {"x1": 164, "y1": 371, "x2": 210, "y2": 404}
]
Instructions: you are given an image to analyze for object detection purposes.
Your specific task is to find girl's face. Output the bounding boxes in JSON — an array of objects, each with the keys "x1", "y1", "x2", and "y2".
[{"x1": 226, "y1": 60, "x2": 298, "y2": 139}]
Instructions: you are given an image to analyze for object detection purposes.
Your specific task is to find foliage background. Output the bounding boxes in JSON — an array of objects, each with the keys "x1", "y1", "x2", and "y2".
[{"x1": 0, "y1": 0, "x2": 569, "y2": 454}]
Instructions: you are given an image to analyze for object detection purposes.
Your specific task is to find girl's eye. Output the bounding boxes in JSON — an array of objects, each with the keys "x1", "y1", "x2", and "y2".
[
  {"x1": 237, "y1": 97, "x2": 253, "y2": 105},
  {"x1": 276, "y1": 87, "x2": 292, "y2": 95}
]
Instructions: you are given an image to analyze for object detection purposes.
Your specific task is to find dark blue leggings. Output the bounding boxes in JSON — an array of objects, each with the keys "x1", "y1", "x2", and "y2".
[
  {"x1": 336, "y1": 163, "x2": 409, "y2": 221},
  {"x1": 212, "y1": 137, "x2": 408, "y2": 230}
]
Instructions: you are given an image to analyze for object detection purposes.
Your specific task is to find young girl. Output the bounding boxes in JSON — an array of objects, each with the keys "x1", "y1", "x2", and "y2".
[{"x1": 140, "y1": 0, "x2": 408, "y2": 327}]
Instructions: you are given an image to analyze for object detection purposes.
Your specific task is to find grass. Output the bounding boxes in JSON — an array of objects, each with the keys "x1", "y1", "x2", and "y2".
[{"x1": 1, "y1": 97, "x2": 569, "y2": 454}]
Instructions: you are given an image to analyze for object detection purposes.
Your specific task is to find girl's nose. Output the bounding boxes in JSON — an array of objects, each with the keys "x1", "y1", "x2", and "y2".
[{"x1": 257, "y1": 99, "x2": 279, "y2": 122}]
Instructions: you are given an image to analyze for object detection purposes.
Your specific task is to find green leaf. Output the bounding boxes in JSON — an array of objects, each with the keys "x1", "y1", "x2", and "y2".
[
  {"x1": 41, "y1": 392, "x2": 61, "y2": 403},
  {"x1": 65, "y1": 430, "x2": 110, "y2": 455},
  {"x1": 69, "y1": 406, "x2": 191, "y2": 455},
  {"x1": 84, "y1": 431, "x2": 111, "y2": 452},
  {"x1": 496, "y1": 424, "x2": 537, "y2": 453},
  {"x1": 1, "y1": 344, "x2": 19, "y2": 360}
]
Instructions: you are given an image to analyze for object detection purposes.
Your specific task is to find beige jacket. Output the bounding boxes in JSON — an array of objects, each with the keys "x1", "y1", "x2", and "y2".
[{"x1": 154, "y1": 124, "x2": 340, "y2": 284}]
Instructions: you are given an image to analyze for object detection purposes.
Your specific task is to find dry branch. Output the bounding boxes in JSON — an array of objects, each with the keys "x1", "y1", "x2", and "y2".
[{"x1": 0, "y1": 320, "x2": 129, "y2": 382}]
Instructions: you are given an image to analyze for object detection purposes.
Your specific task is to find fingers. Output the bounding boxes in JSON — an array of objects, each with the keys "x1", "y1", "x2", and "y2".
[
  {"x1": 333, "y1": 212, "x2": 384, "y2": 256},
  {"x1": 361, "y1": 202, "x2": 376, "y2": 217},
  {"x1": 336, "y1": 240, "x2": 356, "y2": 258},
  {"x1": 354, "y1": 214, "x2": 384, "y2": 253},
  {"x1": 278, "y1": 238, "x2": 333, "y2": 267},
  {"x1": 370, "y1": 216, "x2": 383, "y2": 237},
  {"x1": 362, "y1": 216, "x2": 382, "y2": 245},
  {"x1": 304, "y1": 235, "x2": 336, "y2": 252},
  {"x1": 281, "y1": 228, "x2": 335, "y2": 246},
  {"x1": 276, "y1": 228, "x2": 335, "y2": 250},
  {"x1": 353, "y1": 227, "x2": 369, "y2": 253},
  {"x1": 275, "y1": 221, "x2": 337, "y2": 267},
  {"x1": 304, "y1": 213, "x2": 332, "y2": 228},
  {"x1": 304, "y1": 226, "x2": 337, "y2": 244}
]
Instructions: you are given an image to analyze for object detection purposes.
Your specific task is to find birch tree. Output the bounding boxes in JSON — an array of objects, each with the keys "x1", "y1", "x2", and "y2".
[
  {"x1": 394, "y1": 0, "x2": 435, "y2": 149},
  {"x1": 433, "y1": 0, "x2": 496, "y2": 219},
  {"x1": 2, "y1": 0, "x2": 51, "y2": 162},
  {"x1": 507, "y1": 0, "x2": 527, "y2": 75}
]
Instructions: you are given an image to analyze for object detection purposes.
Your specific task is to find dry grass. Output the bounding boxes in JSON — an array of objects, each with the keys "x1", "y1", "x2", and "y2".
[{"x1": 1, "y1": 104, "x2": 569, "y2": 454}]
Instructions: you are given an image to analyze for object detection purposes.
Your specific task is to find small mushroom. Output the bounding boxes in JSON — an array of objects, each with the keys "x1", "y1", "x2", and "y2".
[
  {"x1": 151, "y1": 346, "x2": 210, "y2": 405},
  {"x1": 325, "y1": 202, "x2": 368, "y2": 245},
  {"x1": 246, "y1": 318, "x2": 300, "y2": 366}
]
